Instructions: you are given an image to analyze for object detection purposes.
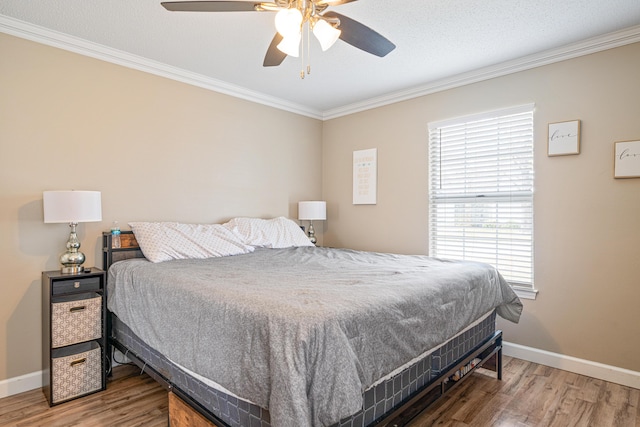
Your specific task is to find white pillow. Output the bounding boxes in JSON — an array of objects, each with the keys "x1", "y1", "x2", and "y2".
[
  {"x1": 224, "y1": 217, "x2": 314, "y2": 248},
  {"x1": 128, "y1": 222, "x2": 254, "y2": 263}
]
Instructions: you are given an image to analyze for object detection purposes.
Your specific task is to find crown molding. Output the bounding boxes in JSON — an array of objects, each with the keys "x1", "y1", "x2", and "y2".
[
  {"x1": 1, "y1": 15, "x2": 638, "y2": 121},
  {"x1": 0, "y1": 15, "x2": 323, "y2": 120},
  {"x1": 322, "y1": 24, "x2": 640, "y2": 120}
]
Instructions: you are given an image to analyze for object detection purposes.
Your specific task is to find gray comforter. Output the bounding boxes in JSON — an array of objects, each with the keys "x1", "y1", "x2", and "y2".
[{"x1": 107, "y1": 247, "x2": 522, "y2": 427}]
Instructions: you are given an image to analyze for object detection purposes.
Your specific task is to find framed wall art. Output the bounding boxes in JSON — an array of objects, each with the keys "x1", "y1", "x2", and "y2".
[
  {"x1": 614, "y1": 140, "x2": 640, "y2": 178},
  {"x1": 353, "y1": 148, "x2": 377, "y2": 204},
  {"x1": 548, "y1": 120, "x2": 580, "y2": 156}
]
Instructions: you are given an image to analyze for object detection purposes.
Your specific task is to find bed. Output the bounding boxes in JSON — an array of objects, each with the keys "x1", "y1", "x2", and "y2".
[{"x1": 102, "y1": 218, "x2": 522, "y2": 427}]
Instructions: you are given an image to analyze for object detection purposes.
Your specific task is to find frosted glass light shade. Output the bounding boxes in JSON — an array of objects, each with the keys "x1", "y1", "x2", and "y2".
[
  {"x1": 313, "y1": 19, "x2": 341, "y2": 51},
  {"x1": 43, "y1": 191, "x2": 102, "y2": 223},
  {"x1": 275, "y1": 8, "x2": 302, "y2": 37},
  {"x1": 277, "y1": 33, "x2": 301, "y2": 57},
  {"x1": 298, "y1": 201, "x2": 326, "y2": 221}
]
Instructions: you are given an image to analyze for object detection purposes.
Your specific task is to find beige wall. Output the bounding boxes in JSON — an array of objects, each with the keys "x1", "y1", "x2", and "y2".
[
  {"x1": 322, "y1": 42, "x2": 640, "y2": 372},
  {"x1": 0, "y1": 33, "x2": 322, "y2": 381},
  {"x1": 1, "y1": 30, "x2": 639, "y2": 385}
]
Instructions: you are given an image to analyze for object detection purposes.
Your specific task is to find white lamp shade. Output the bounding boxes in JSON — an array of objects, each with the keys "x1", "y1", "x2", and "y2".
[
  {"x1": 275, "y1": 8, "x2": 302, "y2": 37},
  {"x1": 277, "y1": 33, "x2": 301, "y2": 57},
  {"x1": 43, "y1": 191, "x2": 102, "y2": 223},
  {"x1": 313, "y1": 19, "x2": 341, "y2": 51},
  {"x1": 298, "y1": 201, "x2": 326, "y2": 221}
]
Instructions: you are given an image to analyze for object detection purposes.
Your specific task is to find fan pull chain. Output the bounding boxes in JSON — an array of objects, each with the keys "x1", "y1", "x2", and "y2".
[
  {"x1": 300, "y1": 23, "x2": 305, "y2": 79},
  {"x1": 306, "y1": 21, "x2": 311, "y2": 76},
  {"x1": 299, "y1": 22, "x2": 311, "y2": 79}
]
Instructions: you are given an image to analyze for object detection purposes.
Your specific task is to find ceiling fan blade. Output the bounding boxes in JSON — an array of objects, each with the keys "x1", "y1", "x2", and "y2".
[
  {"x1": 323, "y1": 11, "x2": 395, "y2": 57},
  {"x1": 161, "y1": 1, "x2": 269, "y2": 12},
  {"x1": 263, "y1": 33, "x2": 287, "y2": 67},
  {"x1": 317, "y1": 0, "x2": 358, "y2": 5}
]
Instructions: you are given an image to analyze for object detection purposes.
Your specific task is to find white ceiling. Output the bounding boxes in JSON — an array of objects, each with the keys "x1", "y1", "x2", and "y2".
[{"x1": 1, "y1": 0, "x2": 640, "y2": 119}]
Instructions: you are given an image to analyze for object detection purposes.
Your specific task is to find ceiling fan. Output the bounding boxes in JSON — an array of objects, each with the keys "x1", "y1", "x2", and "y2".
[{"x1": 161, "y1": 1, "x2": 396, "y2": 75}]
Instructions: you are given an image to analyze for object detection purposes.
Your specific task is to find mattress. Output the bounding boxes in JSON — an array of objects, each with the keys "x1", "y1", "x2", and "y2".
[
  {"x1": 107, "y1": 246, "x2": 521, "y2": 426},
  {"x1": 111, "y1": 310, "x2": 498, "y2": 427}
]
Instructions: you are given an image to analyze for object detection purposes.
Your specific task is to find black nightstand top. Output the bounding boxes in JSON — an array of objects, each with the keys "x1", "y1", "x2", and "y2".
[{"x1": 43, "y1": 268, "x2": 104, "y2": 280}]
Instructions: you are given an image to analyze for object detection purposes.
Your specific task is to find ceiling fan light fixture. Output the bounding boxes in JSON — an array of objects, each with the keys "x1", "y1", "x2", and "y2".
[
  {"x1": 277, "y1": 33, "x2": 301, "y2": 57},
  {"x1": 160, "y1": 1, "x2": 396, "y2": 73},
  {"x1": 312, "y1": 18, "x2": 341, "y2": 51},
  {"x1": 275, "y1": 8, "x2": 303, "y2": 38}
]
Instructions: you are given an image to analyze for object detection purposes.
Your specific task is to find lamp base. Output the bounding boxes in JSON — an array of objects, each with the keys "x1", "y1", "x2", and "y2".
[
  {"x1": 308, "y1": 222, "x2": 317, "y2": 245},
  {"x1": 61, "y1": 266, "x2": 85, "y2": 274},
  {"x1": 59, "y1": 222, "x2": 86, "y2": 274}
]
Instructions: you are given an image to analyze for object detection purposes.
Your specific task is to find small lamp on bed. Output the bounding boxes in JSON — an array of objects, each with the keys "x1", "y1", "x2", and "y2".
[
  {"x1": 43, "y1": 190, "x2": 102, "y2": 274},
  {"x1": 298, "y1": 201, "x2": 326, "y2": 245}
]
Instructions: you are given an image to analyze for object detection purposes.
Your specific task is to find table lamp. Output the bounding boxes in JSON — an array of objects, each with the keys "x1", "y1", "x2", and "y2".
[
  {"x1": 298, "y1": 201, "x2": 326, "y2": 245},
  {"x1": 43, "y1": 190, "x2": 102, "y2": 274}
]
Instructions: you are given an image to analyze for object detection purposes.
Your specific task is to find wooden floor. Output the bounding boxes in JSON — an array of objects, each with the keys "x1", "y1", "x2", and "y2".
[
  {"x1": 0, "y1": 365, "x2": 167, "y2": 427},
  {"x1": 0, "y1": 356, "x2": 638, "y2": 426}
]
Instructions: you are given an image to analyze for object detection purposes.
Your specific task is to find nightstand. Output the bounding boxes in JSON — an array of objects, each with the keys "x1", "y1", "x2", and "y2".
[{"x1": 42, "y1": 268, "x2": 107, "y2": 405}]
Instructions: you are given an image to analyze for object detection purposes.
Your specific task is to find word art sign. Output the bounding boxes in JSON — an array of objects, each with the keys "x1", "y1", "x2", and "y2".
[
  {"x1": 614, "y1": 140, "x2": 640, "y2": 179},
  {"x1": 353, "y1": 148, "x2": 377, "y2": 204},
  {"x1": 548, "y1": 120, "x2": 580, "y2": 156}
]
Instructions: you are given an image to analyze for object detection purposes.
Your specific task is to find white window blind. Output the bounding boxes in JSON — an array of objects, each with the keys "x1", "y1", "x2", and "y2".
[{"x1": 428, "y1": 105, "x2": 534, "y2": 287}]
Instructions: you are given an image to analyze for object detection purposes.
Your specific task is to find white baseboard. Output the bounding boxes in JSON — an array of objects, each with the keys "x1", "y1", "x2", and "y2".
[
  {"x1": 0, "y1": 350, "x2": 127, "y2": 400},
  {"x1": 0, "y1": 370, "x2": 43, "y2": 399},
  {"x1": 503, "y1": 341, "x2": 640, "y2": 390}
]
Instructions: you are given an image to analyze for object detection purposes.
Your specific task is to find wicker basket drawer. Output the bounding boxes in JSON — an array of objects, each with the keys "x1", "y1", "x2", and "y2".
[
  {"x1": 51, "y1": 293, "x2": 102, "y2": 348},
  {"x1": 51, "y1": 342, "x2": 102, "y2": 404}
]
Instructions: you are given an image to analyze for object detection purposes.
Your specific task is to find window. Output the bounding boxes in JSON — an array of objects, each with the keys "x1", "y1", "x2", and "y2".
[{"x1": 428, "y1": 104, "x2": 535, "y2": 294}]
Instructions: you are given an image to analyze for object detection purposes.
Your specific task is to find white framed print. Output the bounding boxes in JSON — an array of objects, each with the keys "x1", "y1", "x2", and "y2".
[
  {"x1": 353, "y1": 148, "x2": 377, "y2": 204},
  {"x1": 614, "y1": 140, "x2": 640, "y2": 179},
  {"x1": 548, "y1": 120, "x2": 580, "y2": 156}
]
